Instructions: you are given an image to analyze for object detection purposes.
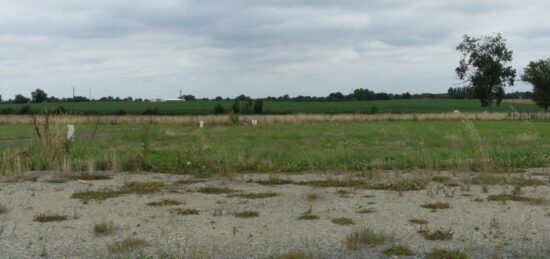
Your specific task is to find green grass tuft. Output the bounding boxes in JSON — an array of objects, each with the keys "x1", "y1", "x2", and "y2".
[
  {"x1": 384, "y1": 245, "x2": 415, "y2": 256},
  {"x1": 426, "y1": 249, "x2": 471, "y2": 259},
  {"x1": 233, "y1": 211, "x2": 259, "y2": 218},
  {"x1": 345, "y1": 228, "x2": 393, "y2": 250}
]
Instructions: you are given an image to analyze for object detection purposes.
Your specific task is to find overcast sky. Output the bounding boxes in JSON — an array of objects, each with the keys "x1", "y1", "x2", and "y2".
[{"x1": 1, "y1": 0, "x2": 550, "y2": 99}]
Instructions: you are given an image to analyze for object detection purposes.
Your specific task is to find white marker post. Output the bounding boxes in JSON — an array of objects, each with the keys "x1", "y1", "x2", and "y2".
[
  {"x1": 251, "y1": 119, "x2": 258, "y2": 126},
  {"x1": 199, "y1": 121, "x2": 204, "y2": 128},
  {"x1": 67, "y1": 125, "x2": 75, "y2": 140}
]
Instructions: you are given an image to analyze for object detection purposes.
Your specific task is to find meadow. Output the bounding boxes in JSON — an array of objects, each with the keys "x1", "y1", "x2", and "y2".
[
  {"x1": 1, "y1": 118, "x2": 549, "y2": 176},
  {"x1": 0, "y1": 98, "x2": 542, "y2": 115}
]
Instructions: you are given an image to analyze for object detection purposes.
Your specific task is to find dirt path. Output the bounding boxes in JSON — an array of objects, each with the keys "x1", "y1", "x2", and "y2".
[{"x1": 0, "y1": 171, "x2": 549, "y2": 258}]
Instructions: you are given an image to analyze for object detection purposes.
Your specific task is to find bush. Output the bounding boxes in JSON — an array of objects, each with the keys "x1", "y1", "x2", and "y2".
[
  {"x1": 254, "y1": 100, "x2": 264, "y2": 114},
  {"x1": 19, "y1": 105, "x2": 31, "y2": 114},
  {"x1": 228, "y1": 112, "x2": 239, "y2": 124},
  {"x1": 214, "y1": 103, "x2": 225, "y2": 114}
]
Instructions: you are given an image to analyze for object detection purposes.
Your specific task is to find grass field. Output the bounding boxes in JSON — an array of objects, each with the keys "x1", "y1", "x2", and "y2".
[
  {"x1": 0, "y1": 98, "x2": 543, "y2": 115},
  {"x1": 1, "y1": 119, "x2": 549, "y2": 175}
]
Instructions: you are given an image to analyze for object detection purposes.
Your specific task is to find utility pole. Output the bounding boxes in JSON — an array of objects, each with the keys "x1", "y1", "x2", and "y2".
[
  {"x1": 72, "y1": 87, "x2": 75, "y2": 98},
  {"x1": 179, "y1": 89, "x2": 182, "y2": 98}
]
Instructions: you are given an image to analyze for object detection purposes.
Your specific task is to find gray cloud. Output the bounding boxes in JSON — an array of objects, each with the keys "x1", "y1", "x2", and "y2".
[{"x1": 1, "y1": 0, "x2": 549, "y2": 99}]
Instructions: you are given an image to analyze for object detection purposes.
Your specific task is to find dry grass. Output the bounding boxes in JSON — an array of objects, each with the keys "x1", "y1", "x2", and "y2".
[
  {"x1": 418, "y1": 227, "x2": 454, "y2": 241},
  {"x1": 487, "y1": 194, "x2": 548, "y2": 206},
  {"x1": 34, "y1": 213, "x2": 68, "y2": 222},
  {"x1": 345, "y1": 228, "x2": 394, "y2": 250},
  {"x1": 146, "y1": 199, "x2": 182, "y2": 206},
  {"x1": 409, "y1": 218, "x2": 429, "y2": 225},
  {"x1": 107, "y1": 238, "x2": 148, "y2": 254},
  {"x1": 383, "y1": 245, "x2": 415, "y2": 256},
  {"x1": 298, "y1": 207, "x2": 319, "y2": 220},
  {"x1": 305, "y1": 192, "x2": 323, "y2": 202},
  {"x1": 121, "y1": 181, "x2": 164, "y2": 194},
  {"x1": 197, "y1": 187, "x2": 238, "y2": 194},
  {"x1": 255, "y1": 176, "x2": 294, "y2": 186},
  {"x1": 94, "y1": 221, "x2": 117, "y2": 236},
  {"x1": 426, "y1": 249, "x2": 471, "y2": 259},
  {"x1": 71, "y1": 189, "x2": 125, "y2": 202},
  {"x1": 171, "y1": 208, "x2": 200, "y2": 215},
  {"x1": 275, "y1": 252, "x2": 315, "y2": 259},
  {"x1": 357, "y1": 208, "x2": 376, "y2": 214},
  {"x1": 0, "y1": 113, "x2": 512, "y2": 126},
  {"x1": 229, "y1": 192, "x2": 279, "y2": 199},
  {"x1": 68, "y1": 173, "x2": 112, "y2": 181},
  {"x1": 46, "y1": 178, "x2": 68, "y2": 183}
]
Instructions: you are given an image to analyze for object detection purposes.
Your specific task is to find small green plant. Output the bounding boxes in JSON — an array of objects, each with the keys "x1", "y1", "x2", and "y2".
[
  {"x1": 171, "y1": 208, "x2": 200, "y2": 215},
  {"x1": 345, "y1": 228, "x2": 393, "y2": 250},
  {"x1": 108, "y1": 238, "x2": 148, "y2": 254},
  {"x1": 305, "y1": 192, "x2": 322, "y2": 201},
  {"x1": 34, "y1": 213, "x2": 68, "y2": 222},
  {"x1": 233, "y1": 211, "x2": 259, "y2": 218},
  {"x1": 421, "y1": 202, "x2": 450, "y2": 210},
  {"x1": 94, "y1": 221, "x2": 117, "y2": 236},
  {"x1": 426, "y1": 249, "x2": 471, "y2": 259},
  {"x1": 122, "y1": 181, "x2": 164, "y2": 194},
  {"x1": 71, "y1": 190, "x2": 124, "y2": 202},
  {"x1": 146, "y1": 199, "x2": 182, "y2": 207},
  {"x1": 331, "y1": 217, "x2": 355, "y2": 226},
  {"x1": 383, "y1": 245, "x2": 414, "y2": 256},
  {"x1": 173, "y1": 179, "x2": 205, "y2": 185}
]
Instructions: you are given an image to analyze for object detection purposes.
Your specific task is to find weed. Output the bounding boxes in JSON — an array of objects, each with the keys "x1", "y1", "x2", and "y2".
[
  {"x1": 331, "y1": 217, "x2": 355, "y2": 226},
  {"x1": 68, "y1": 173, "x2": 112, "y2": 181},
  {"x1": 409, "y1": 218, "x2": 429, "y2": 225},
  {"x1": 71, "y1": 189, "x2": 124, "y2": 202},
  {"x1": 426, "y1": 249, "x2": 471, "y2": 259},
  {"x1": 171, "y1": 208, "x2": 200, "y2": 215},
  {"x1": 421, "y1": 202, "x2": 450, "y2": 210},
  {"x1": 487, "y1": 194, "x2": 548, "y2": 206},
  {"x1": 432, "y1": 176, "x2": 452, "y2": 183},
  {"x1": 108, "y1": 238, "x2": 148, "y2": 254},
  {"x1": 46, "y1": 178, "x2": 68, "y2": 183},
  {"x1": 173, "y1": 179, "x2": 205, "y2": 185},
  {"x1": 0, "y1": 204, "x2": 8, "y2": 214},
  {"x1": 229, "y1": 192, "x2": 279, "y2": 199},
  {"x1": 94, "y1": 221, "x2": 117, "y2": 236},
  {"x1": 233, "y1": 211, "x2": 259, "y2": 218},
  {"x1": 383, "y1": 245, "x2": 415, "y2": 256},
  {"x1": 418, "y1": 228, "x2": 454, "y2": 241},
  {"x1": 255, "y1": 177, "x2": 293, "y2": 186},
  {"x1": 298, "y1": 207, "x2": 320, "y2": 220},
  {"x1": 197, "y1": 187, "x2": 238, "y2": 194},
  {"x1": 146, "y1": 199, "x2": 182, "y2": 207},
  {"x1": 345, "y1": 228, "x2": 394, "y2": 250},
  {"x1": 305, "y1": 192, "x2": 322, "y2": 202},
  {"x1": 34, "y1": 213, "x2": 68, "y2": 222},
  {"x1": 275, "y1": 252, "x2": 315, "y2": 259},
  {"x1": 122, "y1": 181, "x2": 164, "y2": 194},
  {"x1": 357, "y1": 208, "x2": 376, "y2": 214}
]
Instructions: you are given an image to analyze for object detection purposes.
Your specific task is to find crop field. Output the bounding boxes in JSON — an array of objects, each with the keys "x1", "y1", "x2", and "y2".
[{"x1": 0, "y1": 98, "x2": 543, "y2": 115}]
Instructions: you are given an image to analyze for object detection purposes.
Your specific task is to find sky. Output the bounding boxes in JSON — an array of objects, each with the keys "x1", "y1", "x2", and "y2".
[{"x1": 1, "y1": 0, "x2": 550, "y2": 100}]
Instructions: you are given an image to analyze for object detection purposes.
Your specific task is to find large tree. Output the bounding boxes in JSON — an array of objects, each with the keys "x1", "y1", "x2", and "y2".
[
  {"x1": 14, "y1": 94, "x2": 30, "y2": 104},
  {"x1": 522, "y1": 59, "x2": 550, "y2": 111},
  {"x1": 31, "y1": 89, "x2": 48, "y2": 103},
  {"x1": 456, "y1": 34, "x2": 516, "y2": 111}
]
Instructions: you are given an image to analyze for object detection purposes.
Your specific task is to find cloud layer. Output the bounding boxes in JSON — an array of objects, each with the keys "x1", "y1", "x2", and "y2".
[{"x1": 1, "y1": 0, "x2": 550, "y2": 99}]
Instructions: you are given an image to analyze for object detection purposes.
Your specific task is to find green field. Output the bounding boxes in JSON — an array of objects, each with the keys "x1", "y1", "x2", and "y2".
[
  {"x1": 1, "y1": 120, "x2": 549, "y2": 175},
  {"x1": 0, "y1": 99, "x2": 542, "y2": 115}
]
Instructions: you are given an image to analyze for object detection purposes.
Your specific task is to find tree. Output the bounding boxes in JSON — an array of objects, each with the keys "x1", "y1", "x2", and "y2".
[
  {"x1": 456, "y1": 34, "x2": 516, "y2": 111},
  {"x1": 522, "y1": 59, "x2": 550, "y2": 111},
  {"x1": 14, "y1": 94, "x2": 30, "y2": 104},
  {"x1": 31, "y1": 89, "x2": 48, "y2": 103},
  {"x1": 232, "y1": 100, "x2": 240, "y2": 113}
]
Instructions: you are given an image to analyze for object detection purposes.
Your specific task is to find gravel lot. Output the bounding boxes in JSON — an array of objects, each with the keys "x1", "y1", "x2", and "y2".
[{"x1": 0, "y1": 170, "x2": 549, "y2": 258}]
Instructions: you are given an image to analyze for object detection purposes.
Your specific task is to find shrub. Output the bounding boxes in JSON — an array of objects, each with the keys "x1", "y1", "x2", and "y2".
[
  {"x1": 384, "y1": 245, "x2": 414, "y2": 256},
  {"x1": 345, "y1": 228, "x2": 393, "y2": 250},
  {"x1": 214, "y1": 103, "x2": 225, "y2": 114}
]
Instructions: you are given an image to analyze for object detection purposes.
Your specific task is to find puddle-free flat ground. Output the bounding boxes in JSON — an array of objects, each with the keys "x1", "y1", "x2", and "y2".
[{"x1": 0, "y1": 171, "x2": 549, "y2": 258}]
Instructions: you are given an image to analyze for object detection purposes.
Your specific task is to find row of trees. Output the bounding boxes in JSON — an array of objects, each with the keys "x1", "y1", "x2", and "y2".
[{"x1": 455, "y1": 34, "x2": 550, "y2": 111}]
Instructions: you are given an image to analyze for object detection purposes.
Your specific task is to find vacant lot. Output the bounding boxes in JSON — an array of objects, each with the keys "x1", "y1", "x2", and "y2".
[
  {"x1": 0, "y1": 171, "x2": 549, "y2": 258},
  {"x1": 1, "y1": 119, "x2": 550, "y2": 175}
]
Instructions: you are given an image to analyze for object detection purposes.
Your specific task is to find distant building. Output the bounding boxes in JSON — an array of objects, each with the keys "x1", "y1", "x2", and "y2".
[{"x1": 152, "y1": 98, "x2": 185, "y2": 102}]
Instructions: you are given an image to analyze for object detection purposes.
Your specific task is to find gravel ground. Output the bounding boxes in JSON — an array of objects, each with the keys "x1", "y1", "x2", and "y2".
[{"x1": 0, "y1": 170, "x2": 549, "y2": 259}]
